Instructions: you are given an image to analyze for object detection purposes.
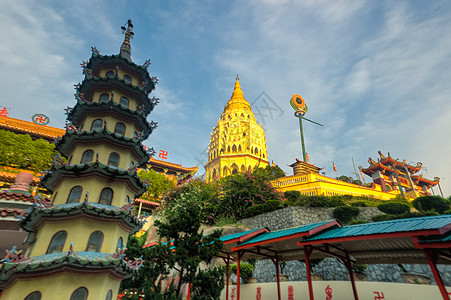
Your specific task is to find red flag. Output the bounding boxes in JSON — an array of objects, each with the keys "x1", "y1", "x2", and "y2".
[{"x1": 333, "y1": 162, "x2": 337, "y2": 172}]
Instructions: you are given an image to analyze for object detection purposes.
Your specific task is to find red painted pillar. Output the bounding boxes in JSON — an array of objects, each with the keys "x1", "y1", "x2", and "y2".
[
  {"x1": 344, "y1": 253, "x2": 359, "y2": 300},
  {"x1": 186, "y1": 283, "x2": 191, "y2": 300},
  {"x1": 424, "y1": 249, "x2": 450, "y2": 300},
  {"x1": 304, "y1": 246, "x2": 314, "y2": 300},
  {"x1": 237, "y1": 251, "x2": 241, "y2": 300},
  {"x1": 274, "y1": 256, "x2": 282, "y2": 300}
]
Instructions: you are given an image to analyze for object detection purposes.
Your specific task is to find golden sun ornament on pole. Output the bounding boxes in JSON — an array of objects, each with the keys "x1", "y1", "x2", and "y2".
[{"x1": 290, "y1": 94, "x2": 323, "y2": 162}]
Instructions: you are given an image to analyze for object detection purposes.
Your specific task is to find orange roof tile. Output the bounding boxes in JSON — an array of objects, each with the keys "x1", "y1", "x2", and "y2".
[
  {"x1": 148, "y1": 157, "x2": 198, "y2": 174},
  {"x1": 0, "y1": 116, "x2": 65, "y2": 141}
]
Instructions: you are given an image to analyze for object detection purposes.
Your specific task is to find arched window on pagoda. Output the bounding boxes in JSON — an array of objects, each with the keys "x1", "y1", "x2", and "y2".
[
  {"x1": 107, "y1": 152, "x2": 120, "y2": 167},
  {"x1": 85, "y1": 230, "x2": 104, "y2": 252},
  {"x1": 70, "y1": 287, "x2": 88, "y2": 300},
  {"x1": 105, "y1": 71, "x2": 114, "y2": 78},
  {"x1": 67, "y1": 186, "x2": 83, "y2": 203},
  {"x1": 105, "y1": 290, "x2": 113, "y2": 300},
  {"x1": 232, "y1": 145, "x2": 237, "y2": 153},
  {"x1": 123, "y1": 75, "x2": 132, "y2": 84},
  {"x1": 46, "y1": 231, "x2": 67, "y2": 254},
  {"x1": 120, "y1": 97, "x2": 129, "y2": 108},
  {"x1": 212, "y1": 169, "x2": 217, "y2": 180},
  {"x1": 80, "y1": 150, "x2": 94, "y2": 164},
  {"x1": 238, "y1": 145, "x2": 242, "y2": 152},
  {"x1": 90, "y1": 119, "x2": 103, "y2": 131},
  {"x1": 117, "y1": 237, "x2": 124, "y2": 251},
  {"x1": 99, "y1": 93, "x2": 109, "y2": 103},
  {"x1": 25, "y1": 291, "x2": 42, "y2": 300},
  {"x1": 254, "y1": 147, "x2": 259, "y2": 155},
  {"x1": 99, "y1": 188, "x2": 113, "y2": 205},
  {"x1": 114, "y1": 122, "x2": 126, "y2": 136}
]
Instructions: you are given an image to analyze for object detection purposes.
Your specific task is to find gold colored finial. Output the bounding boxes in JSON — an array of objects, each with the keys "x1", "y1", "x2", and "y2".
[
  {"x1": 236, "y1": 74, "x2": 239, "y2": 80},
  {"x1": 232, "y1": 75, "x2": 244, "y2": 99},
  {"x1": 120, "y1": 19, "x2": 134, "y2": 61}
]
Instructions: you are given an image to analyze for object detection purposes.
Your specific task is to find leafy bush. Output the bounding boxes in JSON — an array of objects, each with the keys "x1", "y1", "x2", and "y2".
[
  {"x1": 284, "y1": 190, "x2": 303, "y2": 206},
  {"x1": 242, "y1": 200, "x2": 284, "y2": 218},
  {"x1": 444, "y1": 209, "x2": 451, "y2": 215},
  {"x1": 349, "y1": 200, "x2": 379, "y2": 207},
  {"x1": 352, "y1": 264, "x2": 368, "y2": 273},
  {"x1": 412, "y1": 196, "x2": 450, "y2": 214},
  {"x1": 301, "y1": 196, "x2": 345, "y2": 207},
  {"x1": 372, "y1": 211, "x2": 439, "y2": 222},
  {"x1": 348, "y1": 220, "x2": 369, "y2": 225},
  {"x1": 230, "y1": 263, "x2": 255, "y2": 280},
  {"x1": 377, "y1": 202, "x2": 410, "y2": 215},
  {"x1": 333, "y1": 206, "x2": 360, "y2": 224}
]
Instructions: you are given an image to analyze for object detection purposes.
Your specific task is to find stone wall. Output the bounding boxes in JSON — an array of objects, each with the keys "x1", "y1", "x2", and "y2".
[
  {"x1": 252, "y1": 258, "x2": 451, "y2": 286},
  {"x1": 240, "y1": 206, "x2": 381, "y2": 230}
]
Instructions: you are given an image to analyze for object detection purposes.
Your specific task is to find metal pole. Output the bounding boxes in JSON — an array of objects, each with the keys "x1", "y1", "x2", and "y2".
[
  {"x1": 438, "y1": 182, "x2": 444, "y2": 197},
  {"x1": 237, "y1": 252, "x2": 241, "y2": 300},
  {"x1": 298, "y1": 115, "x2": 307, "y2": 162},
  {"x1": 226, "y1": 254, "x2": 230, "y2": 300}
]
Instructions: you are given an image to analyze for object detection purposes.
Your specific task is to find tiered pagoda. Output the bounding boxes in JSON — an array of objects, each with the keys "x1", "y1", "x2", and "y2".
[
  {"x1": 360, "y1": 151, "x2": 440, "y2": 198},
  {"x1": 0, "y1": 20, "x2": 156, "y2": 299},
  {"x1": 205, "y1": 76, "x2": 269, "y2": 182}
]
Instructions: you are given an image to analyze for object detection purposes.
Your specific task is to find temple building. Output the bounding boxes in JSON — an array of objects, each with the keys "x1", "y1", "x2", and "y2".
[
  {"x1": 205, "y1": 76, "x2": 269, "y2": 182},
  {"x1": 0, "y1": 116, "x2": 65, "y2": 142},
  {"x1": 0, "y1": 20, "x2": 153, "y2": 299},
  {"x1": 147, "y1": 156, "x2": 197, "y2": 184},
  {"x1": 273, "y1": 159, "x2": 399, "y2": 200},
  {"x1": 360, "y1": 151, "x2": 440, "y2": 199}
]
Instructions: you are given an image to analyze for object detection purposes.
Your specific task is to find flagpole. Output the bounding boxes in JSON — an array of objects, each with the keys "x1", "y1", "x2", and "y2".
[{"x1": 297, "y1": 114, "x2": 307, "y2": 162}]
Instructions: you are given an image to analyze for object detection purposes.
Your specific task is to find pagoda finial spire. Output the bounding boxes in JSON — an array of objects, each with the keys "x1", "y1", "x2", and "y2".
[
  {"x1": 232, "y1": 74, "x2": 244, "y2": 99},
  {"x1": 120, "y1": 19, "x2": 134, "y2": 61}
]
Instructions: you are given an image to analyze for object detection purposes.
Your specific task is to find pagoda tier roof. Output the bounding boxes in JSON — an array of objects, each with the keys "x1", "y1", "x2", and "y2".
[
  {"x1": 148, "y1": 157, "x2": 198, "y2": 174},
  {"x1": 0, "y1": 116, "x2": 65, "y2": 141},
  {"x1": 67, "y1": 100, "x2": 153, "y2": 139},
  {"x1": 56, "y1": 129, "x2": 151, "y2": 166},
  {"x1": 87, "y1": 53, "x2": 154, "y2": 91},
  {"x1": 20, "y1": 202, "x2": 143, "y2": 233},
  {"x1": 361, "y1": 162, "x2": 394, "y2": 176},
  {"x1": 40, "y1": 162, "x2": 146, "y2": 197},
  {"x1": 79, "y1": 75, "x2": 153, "y2": 109},
  {"x1": 0, "y1": 250, "x2": 141, "y2": 290},
  {"x1": 0, "y1": 190, "x2": 37, "y2": 204},
  {"x1": 289, "y1": 159, "x2": 323, "y2": 175},
  {"x1": 379, "y1": 156, "x2": 422, "y2": 173},
  {"x1": 411, "y1": 175, "x2": 439, "y2": 187}
]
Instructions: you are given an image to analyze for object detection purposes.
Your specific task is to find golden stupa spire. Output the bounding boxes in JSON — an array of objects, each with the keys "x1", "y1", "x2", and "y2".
[
  {"x1": 120, "y1": 19, "x2": 134, "y2": 61},
  {"x1": 231, "y1": 74, "x2": 245, "y2": 99}
]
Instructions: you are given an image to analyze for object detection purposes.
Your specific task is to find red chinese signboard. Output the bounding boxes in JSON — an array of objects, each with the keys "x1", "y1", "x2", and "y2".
[{"x1": 0, "y1": 107, "x2": 8, "y2": 117}]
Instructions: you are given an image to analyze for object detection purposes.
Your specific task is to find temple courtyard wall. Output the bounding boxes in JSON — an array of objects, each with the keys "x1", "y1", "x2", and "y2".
[{"x1": 221, "y1": 281, "x2": 451, "y2": 300}]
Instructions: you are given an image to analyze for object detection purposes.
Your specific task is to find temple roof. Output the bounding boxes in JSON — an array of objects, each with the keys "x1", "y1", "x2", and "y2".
[
  {"x1": 411, "y1": 174, "x2": 439, "y2": 187},
  {"x1": 56, "y1": 129, "x2": 151, "y2": 166},
  {"x1": 361, "y1": 152, "x2": 423, "y2": 176},
  {"x1": 0, "y1": 250, "x2": 141, "y2": 289},
  {"x1": 68, "y1": 100, "x2": 153, "y2": 138},
  {"x1": 41, "y1": 162, "x2": 146, "y2": 196},
  {"x1": 21, "y1": 202, "x2": 143, "y2": 233},
  {"x1": 147, "y1": 157, "x2": 198, "y2": 174},
  {"x1": 0, "y1": 116, "x2": 65, "y2": 141}
]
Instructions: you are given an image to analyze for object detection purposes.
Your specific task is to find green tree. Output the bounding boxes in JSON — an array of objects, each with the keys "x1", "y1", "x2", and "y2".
[
  {"x1": 218, "y1": 169, "x2": 284, "y2": 220},
  {"x1": 0, "y1": 130, "x2": 56, "y2": 172},
  {"x1": 138, "y1": 169, "x2": 175, "y2": 202},
  {"x1": 123, "y1": 180, "x2": 224, "y2": 300}
]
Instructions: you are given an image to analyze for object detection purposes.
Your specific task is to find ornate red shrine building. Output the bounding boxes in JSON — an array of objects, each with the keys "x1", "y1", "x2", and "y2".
[{"x1": 360, "y1": 151, "x2": 440, "y2": 198}]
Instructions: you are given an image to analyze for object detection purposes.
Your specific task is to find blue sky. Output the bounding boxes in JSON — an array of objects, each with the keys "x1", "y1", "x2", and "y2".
[{"x1": 1, "y1": 1, "x2": 450, "y2": 197}]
